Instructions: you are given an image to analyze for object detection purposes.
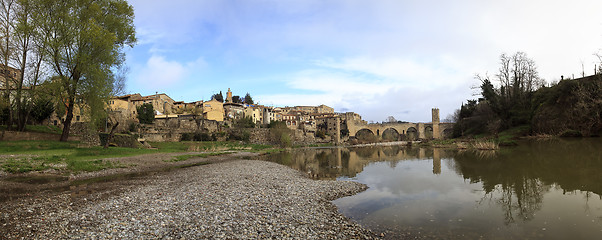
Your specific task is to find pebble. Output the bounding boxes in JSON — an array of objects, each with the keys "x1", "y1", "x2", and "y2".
[{"x1": 0, "y1": 160, "x2": 379, "y2": 239}]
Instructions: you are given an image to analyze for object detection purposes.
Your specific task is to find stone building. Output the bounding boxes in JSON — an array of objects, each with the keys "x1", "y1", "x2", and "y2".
[
  {"x1": 0, "y1": 65, "x2": 20, "y2": 90},
  {"x1": 131, "y1": 93, "x2": 175, "y2": 116},
  {"x1": 202, "y1": 98, "x2": 224, "y2": 122},
  {"x1": 224, "y1": 102, "x2": 244, "y2": 120}
]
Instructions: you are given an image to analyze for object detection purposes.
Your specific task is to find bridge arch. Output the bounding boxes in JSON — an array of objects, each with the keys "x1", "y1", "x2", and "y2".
[
  {"x1": 425, "y1": 126, "x2": 433, "y2": 139},
  {"x1": 382, "y1": 128, "x2": 400, "y2": 141},
  {"x1": 406, "y1": 127, "x2": 418, "y2": 141},
  {"x1": 355, "y1": 128, "x2": 376, "y2": 142}
]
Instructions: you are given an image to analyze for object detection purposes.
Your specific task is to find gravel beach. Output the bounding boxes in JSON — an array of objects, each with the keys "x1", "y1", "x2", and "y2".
[{"x1": 1, "y1": 159, "x2": 379, "y2": 239}]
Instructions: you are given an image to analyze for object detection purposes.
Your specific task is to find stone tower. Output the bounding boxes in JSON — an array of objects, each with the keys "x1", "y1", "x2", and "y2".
[
  {"x1": 226, "y1": 88, "x2": 233, "y2": 103},
  {"x1": 432, "y1": 108, "x2": 440, "y2": 139}
]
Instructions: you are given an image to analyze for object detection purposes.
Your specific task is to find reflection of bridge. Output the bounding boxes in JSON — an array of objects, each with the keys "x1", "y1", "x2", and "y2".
[{"x1": 347, "y1": 109, "x2": 453, "y2": 140}]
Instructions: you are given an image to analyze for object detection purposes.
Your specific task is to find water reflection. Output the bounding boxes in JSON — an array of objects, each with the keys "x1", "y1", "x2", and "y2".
[
  {"x1": 265, "y1": 146, "x2": 441, "y2": 180},
  {"x1": 265, "y1": 139, "x2": 602, "y2": 239}
]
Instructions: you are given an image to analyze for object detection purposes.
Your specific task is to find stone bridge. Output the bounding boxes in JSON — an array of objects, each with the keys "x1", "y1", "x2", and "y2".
[{"x1": 346, "y1": 109, "x2": 453, "y2": 141}]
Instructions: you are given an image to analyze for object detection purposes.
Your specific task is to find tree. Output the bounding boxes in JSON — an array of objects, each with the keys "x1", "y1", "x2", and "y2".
[
  {"x1": 386, "y1": 116, "x2": 397, "y2": 123},
  {"x1": 244, "y1": 92, "x2": 253, "y2": 104},
  {"x1": 235, "y1": 116, "x2": 255, "y2": 128},
  {"x1": 136, "y1": 103, "x2": 154, "y2": 124},
  {"x1": 495, "y1": 52, "x2": 543, "y2": 107},
  {"x1": 232, "y1": 95, "x2": 242, "y2": 103},
  {"x1": 28, "y1": 96, "x2": 53, "y2": 123},
  {"x1": 12, "y1": 0, "x2": 47, "y2": 131},
  {"x1": 211, "y1": 91, "x2": 223, "y2": 102},
  {"x1": 33, "y1": 0, "x2": 136, "y2": 141},
  {"x1": 0, "y1": 0, "x2": 16, "y2": 130}
]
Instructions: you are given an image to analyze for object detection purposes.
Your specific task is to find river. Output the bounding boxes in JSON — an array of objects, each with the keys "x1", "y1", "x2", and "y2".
[{"x1": 265, "y1": 138, "x2": 602, "y2": 239}]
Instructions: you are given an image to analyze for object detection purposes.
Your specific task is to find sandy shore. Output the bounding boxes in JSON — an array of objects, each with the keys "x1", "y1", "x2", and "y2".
[{"x1": 0, "y1": 158, "x2": 379, "y2": 239}]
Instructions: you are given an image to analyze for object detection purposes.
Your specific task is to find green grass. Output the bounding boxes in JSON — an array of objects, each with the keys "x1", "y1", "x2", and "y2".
[
  {"x1": 0, "y1": 125, "x2": 63, "y2": 134},
  {"x1": 495, "y1": 125, "x2": 530, "y2": 146},
  {"x1": 0, "y1": 140, "x2": 276, "y2": 173}
]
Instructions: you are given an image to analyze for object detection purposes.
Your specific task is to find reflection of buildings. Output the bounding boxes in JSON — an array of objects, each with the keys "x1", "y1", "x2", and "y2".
[{"x1": 267, "y1": 147, "x2": 450, "y2": 180}]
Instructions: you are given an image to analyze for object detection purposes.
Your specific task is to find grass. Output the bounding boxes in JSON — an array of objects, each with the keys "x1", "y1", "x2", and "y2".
[
  {"x1": 494, "y1": 125, "x2": 530, "y2": 146},
  {"x1": 471, "y1": 141, "x2": 499, "y2": 150},
  {"x1": 0, "y1": 140, "x2": 276, "y2": 173},
  {"x1": 0, "y1": 125, "x2": 63, "y2": 134}
]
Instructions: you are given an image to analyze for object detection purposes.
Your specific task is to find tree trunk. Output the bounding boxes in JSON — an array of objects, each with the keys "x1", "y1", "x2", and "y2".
[
  {"x1": 104, "y1": 122, "x2": 119, "y2": 149},
  {"x1": 60, "y1": 99, "x2": 74, "y2": 141}
]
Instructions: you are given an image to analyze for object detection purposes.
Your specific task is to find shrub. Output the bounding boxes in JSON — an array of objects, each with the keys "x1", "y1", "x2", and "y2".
[
  {"x1": 228, "y1": 129, "x2": 250, "y2": 141},
  {"x1": 193, "y1": 132, "x2": 212, "y2": 141},
  {"x1": 181, "y1": 133, "x2": 193, "y2": 141},
  {"x1": 316, "y1": 130, "x2": 326, "y2": 139},
  {"x1": 136, "y1": 103, "x2": 154, "y2": 124},
  {"x1": 559, "y1": 129, "x2": 583, "y2": 137}
]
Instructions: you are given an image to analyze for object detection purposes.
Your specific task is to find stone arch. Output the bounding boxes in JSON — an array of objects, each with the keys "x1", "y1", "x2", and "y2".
[
  {"x1": 442, "y1": 128, "x2": 453, "y2": 138},
  {"x1": 382, "y1": 128, "x2": 400, "y2": 141},
  {"x1": 355, "y1": 129, "x2": 376, "y2": 142},
  {"x1": 406, "y1": 127, "x2": 418, "y2": 141},
  {"x1": 425, "y1": 126, "x2": 433, "y2": 139}
]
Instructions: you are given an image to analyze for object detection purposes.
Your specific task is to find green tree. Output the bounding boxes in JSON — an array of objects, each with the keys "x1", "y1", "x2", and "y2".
[
  {"x1": 212, "y1": 91, "x2": 223, "y2": 102},
  {"x1": 29, "y1": 97, "x2": 53, "y2": 123},
  {"x1": 33, "y1": 0, "x2": 136, "y2": 141},
  {"x1": 0, "y1": 0, "x2": 16, "y2": 130},
  {"x1": 136, "y1": 103, "x2": 154, "y2": 124},
  {"x1": 235, "y1": 116, "x2": 255, "y2": 128},
  {"x1": 232, "y1": 95, "x2": 242, "y2": 103},
  {"x1": 244, "y1": 92, "x2": 253, "y2": 104}
]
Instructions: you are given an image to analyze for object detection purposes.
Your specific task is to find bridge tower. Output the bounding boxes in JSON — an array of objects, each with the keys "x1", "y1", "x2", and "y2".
[
  {"x1": 432, "y1": 108, "x2": 440, "y2": 139},
  {"x1": 335, "y1": 116, "x2": 341, "y2": 145}
]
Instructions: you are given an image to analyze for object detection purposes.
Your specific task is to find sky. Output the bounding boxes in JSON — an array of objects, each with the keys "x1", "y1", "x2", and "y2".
[{"x1": 124, "y1": 0, "x2": 602, "y2": 123}]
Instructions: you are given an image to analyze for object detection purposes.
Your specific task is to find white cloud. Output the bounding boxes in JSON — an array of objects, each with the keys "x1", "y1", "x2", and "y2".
[
  {"x1": 131, "y1": 55, "x2": 207, "y2": 91},
  {"x1": 257, "y1": 56, "x2": 474, "y2": 122}
]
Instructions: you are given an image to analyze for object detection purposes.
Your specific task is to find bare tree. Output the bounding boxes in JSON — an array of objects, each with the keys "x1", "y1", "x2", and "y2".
[
  {"x1": 495, "y1": 52, "x2": 543, "y2": 106},
  {"x1": 386, "y1": 116, "x2": 397, "y2": 123}
]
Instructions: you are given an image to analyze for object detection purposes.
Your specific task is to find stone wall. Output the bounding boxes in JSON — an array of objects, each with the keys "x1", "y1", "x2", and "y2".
[
  {"x1": 0, "y1": 131, "x2": 80, "y2": 141},
  {"x1": 246, "y1": 128, "x2": 319, "y2": 145},
  {"x1": 141, "y1": 118, "x2": 222, "y2": 142}
]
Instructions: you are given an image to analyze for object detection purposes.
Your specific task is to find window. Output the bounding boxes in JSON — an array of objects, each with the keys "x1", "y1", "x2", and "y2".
[{"x1": 76, "y1": 115, "x2": 80, "y2": 121}]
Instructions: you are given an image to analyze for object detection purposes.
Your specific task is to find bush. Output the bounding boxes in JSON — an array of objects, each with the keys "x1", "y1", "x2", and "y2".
[
  {"x1": 235, "y1": 117, "x2": 256, "y2": 128},
  {"x1": 180, "y1": 133, "x2": 193, "y2": 141},
  {"x1": 228, "y1": 129, "x2": 250, "y2": 141},
  {"x1": 128, "y1": 122, "x2": 139, "y2": 132},
  {"x1": 559, "y1": 129, "x2": 583, "y2": 137},
  {"x1": 136, "y1": 103, "x2": 155, "y2": 124},
  {"x1": 29, "y1": 98, "x2": 55, "y2": 123},
  {"x1": 193, "y1": 132, "x2": 212, "y2": 141},
  {"x1": 316, "y1": 130, "x2": 326, "y2": 139},
  {"x1": 270, "y1": 125, "x2": 293, "y2": 147}
]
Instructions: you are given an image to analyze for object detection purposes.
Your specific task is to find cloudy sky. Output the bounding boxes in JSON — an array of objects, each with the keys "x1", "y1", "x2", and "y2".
[{"x1": 125, "y1": 0, "x2": 602, "y2": 122}]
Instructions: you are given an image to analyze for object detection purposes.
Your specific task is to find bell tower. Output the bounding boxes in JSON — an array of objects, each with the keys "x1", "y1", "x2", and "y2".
[{"x1": 226, "y1": 88, "x2": 233, "y2": 103}]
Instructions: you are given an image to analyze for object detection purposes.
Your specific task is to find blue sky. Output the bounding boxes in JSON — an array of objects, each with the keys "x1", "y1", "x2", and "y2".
[{"x1": 125, "y1": 0, "x2": 602, "y2": 122}]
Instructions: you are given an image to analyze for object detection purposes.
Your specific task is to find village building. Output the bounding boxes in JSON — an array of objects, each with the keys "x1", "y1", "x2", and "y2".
[
  {"x1": 0, "y1": 65, "x2": 20, "y2": 89},
  {"x1": 224, "y1": 102, "x2": 244, "y2": 120},
  {"x1": 202, "y1": 98, "x2": 224, "y2": 122},
  {"x1": 131, "y1": 93, "x2": 176, "y2": 116}
]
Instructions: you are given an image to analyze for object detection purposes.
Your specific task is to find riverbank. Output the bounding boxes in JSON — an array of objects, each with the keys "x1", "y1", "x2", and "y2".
[{"x1": 0, "y1": 159, "x2": 379, "y2": 239}]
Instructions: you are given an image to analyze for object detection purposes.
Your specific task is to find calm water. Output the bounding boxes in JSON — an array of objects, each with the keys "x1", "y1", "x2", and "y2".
[{"x1": 265, "y1": 139, "x2": 602, "y2": 239}]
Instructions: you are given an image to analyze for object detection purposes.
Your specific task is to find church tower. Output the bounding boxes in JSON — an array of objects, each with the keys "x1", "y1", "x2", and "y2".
[{"x1": 226, "y1": 88, "x2": 233, "y2": 103}]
